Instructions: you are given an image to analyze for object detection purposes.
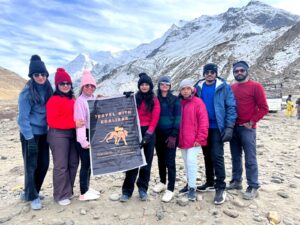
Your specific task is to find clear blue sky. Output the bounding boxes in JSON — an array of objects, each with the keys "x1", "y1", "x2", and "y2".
[{"x1": 0, "y1": 0, "x2": 299, "y2": 78}]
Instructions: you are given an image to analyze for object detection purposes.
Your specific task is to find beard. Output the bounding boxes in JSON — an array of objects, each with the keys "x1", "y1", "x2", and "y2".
[{"x1": 234, "y1": 73, "x2": 248, "y2": 82}]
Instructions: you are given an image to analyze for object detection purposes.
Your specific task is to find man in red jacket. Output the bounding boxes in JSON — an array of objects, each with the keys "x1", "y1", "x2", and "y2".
[{"x1": 228, "y1": 61, "x2": 268, "y2": 200}]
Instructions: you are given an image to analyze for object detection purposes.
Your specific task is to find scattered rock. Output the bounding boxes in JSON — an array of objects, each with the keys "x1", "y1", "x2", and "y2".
[
  {"x1": 0, "y1": 216, "x2": 11, "y2": 224},
  {"x1": 0, "y1": 156, "x2": 7, "y2": 160},
  {"x1": 119, "y1": 213, "x2": 129, "y2": 220},
  {"x1": 80, "y1": 208, "x2": 87, "y2": 215},
  {"x1": 231, "y1": 198, "x2": 245, "y2": 208},
  {"x1": 156, "y1": 209, "x2": 164, "y2": 221},
  {"x1": 176, "y1": 197, "x2": 189, "y2": 207},
  {"x1": 283, "y1": 217, "x2": 294, "y2": 225},
  {"x1": 267, "y1": 211, "x2": 281, "y2": 224},
  {"x1": 289, "y1": 183, "x2": 297, "y2": 188},
  {"x1": 223, "y1": 209, "x2": 239, "y2": 218},
  {"x1": 109, "y1": 193, "x2": 120, "y2": 201},
  {"x1": 277, "y1": 191, "x2": 289, "y2": 198}
]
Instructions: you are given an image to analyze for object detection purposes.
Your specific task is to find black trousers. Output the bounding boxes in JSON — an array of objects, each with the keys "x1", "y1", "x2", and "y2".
[
  {"x1": 155, "y1": 129, "x2": 177, "y2": 191},
  {"x1": 202, "y1": 128, "x2": 226, "y2": 190},
  {"x1": 20, "y1": 133, "x2": 49, "y2": 201},
  {"x1": 78, "y1": 129, "x2": 91, "y2": 195},
  {"x1": 122, "y1": 126, "x2": 155, "y2": 196}
]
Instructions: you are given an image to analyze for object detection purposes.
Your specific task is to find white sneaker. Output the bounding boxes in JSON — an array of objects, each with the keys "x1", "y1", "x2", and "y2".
[
  {"x1": 162, "y1": 190, "x2": 174, "y2": 202},
  {"x1": 79, "y1": 191, "x2": 100, "y2": 201},
  {"x1": 88, "y1": 188, "x2": 100, "y2": 195},
  {"x1": 58, "y1": 199, "x2": 71, "y2": 206},
  {"x1": 153, "y1": 182, "x2": 166, "y2": 193}
]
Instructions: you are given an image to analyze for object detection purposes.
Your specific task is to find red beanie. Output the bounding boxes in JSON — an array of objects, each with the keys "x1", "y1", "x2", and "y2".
[{"x1": 55, "y1": 68, "x2": 72, "y2": 86}]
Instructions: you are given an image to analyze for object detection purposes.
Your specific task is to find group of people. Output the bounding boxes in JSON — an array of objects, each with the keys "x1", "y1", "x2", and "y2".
[{"x1": 18, "y1": 55, "x2": 269, "y2": 210}]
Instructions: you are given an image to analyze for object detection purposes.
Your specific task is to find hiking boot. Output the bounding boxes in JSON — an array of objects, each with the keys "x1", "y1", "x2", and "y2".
[
  {"x1": 214, "y1": 189, "x2": 226, "y2": 205},
  {"x1": 153, "y1": 182, "x2": 166, "y2": 193},
  {"x1": 226, "y1": 180, "x2": 243, "y2": 190},
  {"x1": 58, "y1": 198, "x2": 71, "y2": 206},
  {"x1": 79, "y1": 191, "x2": 100, "y2": 201},
  {"x1": 179, "y1": 184, "x2": 189, "y2": 193},
  {"x1": 119, "y1": 194, "x2": 130, "y2": 202},
  {"x1": 31, "y1": 197, "x2": 42, "y2": 210},
  {"x1": 197, "y1": 183, "x2": 215, "y2": 192},
  {"x1": 243, "y1": 187, "x2": 259, "y2": 200},
  {"x1": 162, "y1": 190, "x2": 174, "y2": 202},
  {"x1": 187, "y1": 188, "x2": 196, "y2": 201},
  {"x1": 139, "y1": 190, "x2": 148, "y2": 201}
]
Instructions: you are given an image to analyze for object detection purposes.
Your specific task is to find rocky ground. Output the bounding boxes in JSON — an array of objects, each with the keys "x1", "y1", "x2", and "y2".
[{"x1": 0, "y1": 100, "x2": 299, "y2": 225}]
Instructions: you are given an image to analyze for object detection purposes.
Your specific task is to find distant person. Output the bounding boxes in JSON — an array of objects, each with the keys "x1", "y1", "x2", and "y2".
[
  {"x1": 46, "y1": 68, "x2": 79, "y2": 206},
  {"x1": 74, "y1": 70, "x2": 100, "y2": 201},
  {"x1": 296, "y1": 98, "x2": 300, "y2": 120},
  {"x1": 228, "y1": 61, "x2": 268, "y2": 200},
  {"x1": 152, "y1": 76, "x2": 181, "y2": 202},
  {"x1": 195, "y1": 63, "x2": 237, "y2": 205},
  {"x1": 286, "y1": 94, "x2": 292, "y2": 103},
  {"x1": 285, "y1": 95, "x2": 295, "y2": 117},
  {"x1": 120, "y1": 73, "x2": 160, "y2": 202},
  {"x1": 178, "y1": 79, "x2": 209, "y2": 201},
  {"x1": 18, "y1": 55, "x2": 53, "y2": 210}
]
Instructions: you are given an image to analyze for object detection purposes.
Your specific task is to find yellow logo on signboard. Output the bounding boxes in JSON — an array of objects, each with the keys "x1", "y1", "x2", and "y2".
[{"x1": 100, "y1": 126, "x2": 128, "y2": 145}]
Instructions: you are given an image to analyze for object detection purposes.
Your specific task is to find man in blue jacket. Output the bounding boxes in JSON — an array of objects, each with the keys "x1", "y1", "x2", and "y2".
[{"x1": 195, "y1": 63, "x2": 237, "y2": 205}]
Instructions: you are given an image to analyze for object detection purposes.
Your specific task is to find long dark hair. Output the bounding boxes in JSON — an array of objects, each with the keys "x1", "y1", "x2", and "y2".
[
  {"x1": 27, "y1": 79, "x2": 53, "y2": 105},
  {"x1": 135, "y1": 90, "x2": 155, "y2": 112},
  {"x1": 53, "y1": 85, "x2": 74, "y2": 99}
]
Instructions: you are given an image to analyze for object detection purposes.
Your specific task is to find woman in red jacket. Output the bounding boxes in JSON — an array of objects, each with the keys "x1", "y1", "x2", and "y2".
[
  {"x1": 120, "y1": 73, "x2": 160, "y2": 202},
  {"x1": 178, "y1": 79, "x2": 209, "y2": 201},
  {"x1": 46, "y1": 68, "x2": 79, "y2": 206}
]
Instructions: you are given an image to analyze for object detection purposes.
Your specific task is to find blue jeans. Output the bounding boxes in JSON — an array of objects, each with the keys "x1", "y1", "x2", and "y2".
[
  {"x1": 181, "y1": 146, "x2": 201, "y2": 189},
  {"x1": 202, "y1": 128, "x2": 226, "y2": 189},
  {"x1": 229, "y1": 126, "x2": 259, "y2": 189}
]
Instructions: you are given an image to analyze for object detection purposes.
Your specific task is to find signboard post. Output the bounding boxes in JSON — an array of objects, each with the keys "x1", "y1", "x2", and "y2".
[{"x1": 88, "y1": 95, "x2": 146, "y2": 176}]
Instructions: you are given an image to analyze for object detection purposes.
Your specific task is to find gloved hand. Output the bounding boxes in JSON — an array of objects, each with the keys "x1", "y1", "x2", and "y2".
[
  {"x1": 165, "y1": 136, "x2": 176, "y2": 149},
  {"x1": 222, "y1": 127, "x2": 233, "y2": 142},
  {"x1": 140, "y1": 132, "x2": 152, "y2": 147},
  {"x1": 123, "y1": 91, "x2": 134, "y2": 98},
  {"x1": 27, "y1": 138, "x2": 38, "y2": 153}
]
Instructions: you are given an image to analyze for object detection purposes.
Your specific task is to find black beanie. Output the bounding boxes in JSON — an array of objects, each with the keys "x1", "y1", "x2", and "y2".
[
  {"x1": 137, "y1": 72, "x2": 153, "y2": 90},
  {"x1": 233, "y1": 61, "x2": 249, "y2": 71},
  {"x1": 203, "y1": 63, "x2": 218, "y2": 76},
  {"x1": 28, "y1": 55, "x2": 49, "y2": 78}
]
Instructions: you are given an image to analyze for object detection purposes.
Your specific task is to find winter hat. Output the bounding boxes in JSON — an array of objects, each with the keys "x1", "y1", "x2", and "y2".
[
  {"x1": 233, "y1": 61, "x2": 249, "y2": 71},
  {"x1": 179, "y1": 79, "x2": 194, "y2": 91},
  {"x1": 203, "y1": 63, "x2": 218, "y2": 76},
  {"x1": 157, "y1": 75, "x2": 171, "y2": 87},
  {"x1": 28, "y1": 55, "x2": 49, "y2": 78},
  {"x1": 80, "y1": 70, "x2": 96, "y2": 88},
  {"x1": 54, "y1": 68, "x2": 72, "y2": 86},
  {"x1": 137, "y1": 72, "x2": 153, "y2": 90}
]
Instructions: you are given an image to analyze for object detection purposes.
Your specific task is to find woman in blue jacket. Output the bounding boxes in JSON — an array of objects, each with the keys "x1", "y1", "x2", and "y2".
[{"x1": 18, "y1": 55, "x2": 53, "y2": 210}]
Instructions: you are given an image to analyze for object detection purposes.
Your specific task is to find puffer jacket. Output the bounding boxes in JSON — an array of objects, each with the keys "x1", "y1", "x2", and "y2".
[{"x1": 178, "y1": 91, "x2": 209, "y2": 149}]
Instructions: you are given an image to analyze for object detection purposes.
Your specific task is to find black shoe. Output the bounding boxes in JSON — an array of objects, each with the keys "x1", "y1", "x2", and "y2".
[
  {"x1": 214, "y1": 189, "x2": 226, "y2": 205},
  {"x1": 119, "y1": 194, "x2": 130, "y2": 202},
  {"x1": 139, "y1": 190, "x2": 148, "y2": 201},
  {"x1": 226, "y1": 180, "x2": 242, "y2": 190},
  {"x1": 179, "y1": 184, "x2": 189, "y2": 193},
  {"x1": 197, "y1": 183, "x2": 215, "y2": 192},
  {"x1": 243, "y1": 186, "x2": 258, "y2": 200},
  {"x1": 187, "y1": 188, "x2": 196, "y2": 201}
]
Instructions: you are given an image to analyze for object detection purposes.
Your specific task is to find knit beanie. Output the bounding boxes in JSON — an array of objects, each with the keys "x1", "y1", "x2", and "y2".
[
  {"x1": 54, "y1": 68, "x2": 72, "y2": 86},
  {"x1": 80, "y1": 70, "x2": 96, "y2": 88},
  {"x1": 233, "y1": 61, "x2": 249, "y2": 71},
  {"x1": 157, "y1": 75, "x2": 171, "y2": 87},
  {"x1": 203, "y1": 63, "x2": 218, "y2": 76},
  {"x1": 28, "y1": 55, "x2": 49, "y2": 78},
  {"x1": 179, "y1": 79, "x2": 194, "y2": 91},
  {"x1": 137, "y1": 72, "x2": 153, "y2": 90}
]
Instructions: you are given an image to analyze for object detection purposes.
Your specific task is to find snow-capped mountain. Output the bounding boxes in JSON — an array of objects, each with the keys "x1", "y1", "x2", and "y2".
[{"x1": 65, "y1": 0, "x2": 300, "y2": 96}]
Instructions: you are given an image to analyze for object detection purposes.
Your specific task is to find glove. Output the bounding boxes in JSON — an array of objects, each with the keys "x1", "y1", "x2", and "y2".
[
  {"x1": 123, "y1": 91, "x2": 134, "y2": 98},
  {"x1": 140, "y1": 132, "x2": 152, "y2": 147},
  {"x1": 222, "y1": 127, "x2": 233, "y2": 142},
  {"x1": 27, "y1": 138, "x2": 38, "y2": 153},
  {"x1": 165, "y1": 136, "x2": 176, "y2": 149}
]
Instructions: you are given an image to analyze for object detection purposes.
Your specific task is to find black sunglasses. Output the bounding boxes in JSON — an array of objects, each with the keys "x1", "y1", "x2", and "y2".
[
  {"x1": 204, "y1": 70, "x2": 216, "y2": 75},
  {"x1": 59, "y1": 82, "x2": 72, "y2": 86},
  {"x1": 33, "y1": 73, "x2": 47, "y2": 78},
  {"x1": 234, "y1": 69, "x2": 246, "y2": 74}
]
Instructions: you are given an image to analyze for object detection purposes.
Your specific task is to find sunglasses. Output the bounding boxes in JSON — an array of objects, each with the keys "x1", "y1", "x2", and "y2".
[
  {"x1": 84, "y1": 84, "x2": 96, "y2": 89},
  {"x1": 59, "y1": 82, "x2": 72, "y2": 86},
  {"x1": 204, "y1": 70, "x2": 216, "y2": 75},
  {"x1": 33, "y1": 73, "x2": 47, "y2": 78},
  {"x1": 234, "y1": 69, "x2": 246, "y2": 74},
  {"x1": 160, "y1": 82, "x2": 171, "y2": 86}
]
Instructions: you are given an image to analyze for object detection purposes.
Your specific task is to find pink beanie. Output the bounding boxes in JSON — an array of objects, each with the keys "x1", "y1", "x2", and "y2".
[{"x1": 80, "y1": 70, "x2": 96, "y2": 88}]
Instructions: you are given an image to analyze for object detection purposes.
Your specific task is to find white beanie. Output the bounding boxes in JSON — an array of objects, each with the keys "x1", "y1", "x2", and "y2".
[{"x1": 179, "y1": 79, "x2": 194, "y2": 91}]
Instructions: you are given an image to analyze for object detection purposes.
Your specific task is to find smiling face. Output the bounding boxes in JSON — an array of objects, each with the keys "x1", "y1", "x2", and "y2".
[
  {"x1": 233, "y1": 66, "x2": 248, "y2": 82},
  {"x1": 32, "y1": 73, "x2": 47, "y2": 85},
  {"x1": 139, "y1": 83, "x2": 150, "y2": 93},
  {"x1": 82, "y1": 84, "x2": 96, "y2": 96},
  {"x1": 58, "y1": 81, "x2": 72, "y2": 93},
  {"x1": 159, "y1": 82, "x2": 171, "y2": 93},
  {"x1": 204, "y1": 70, "x2": 217, "y2": 84}
]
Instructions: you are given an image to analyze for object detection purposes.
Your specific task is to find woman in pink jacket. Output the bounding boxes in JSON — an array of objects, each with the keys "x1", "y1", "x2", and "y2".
[
  {"x1": 74, "y1": 70, "x2": 100, "y2": 201},
  {"x1": 178, "y1": 79, "x2": 209, "y2": 201}
]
